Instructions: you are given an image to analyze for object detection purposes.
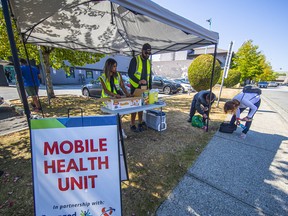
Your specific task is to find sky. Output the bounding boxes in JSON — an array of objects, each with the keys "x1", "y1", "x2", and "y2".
[{"x1": 152, "y1": 0, "x2": 288, "y2": 72}]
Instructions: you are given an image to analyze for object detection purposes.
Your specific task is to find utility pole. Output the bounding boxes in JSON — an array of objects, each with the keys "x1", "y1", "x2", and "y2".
[{"x1": 216, "y1": 41, "x2": 234, "y2": 107}]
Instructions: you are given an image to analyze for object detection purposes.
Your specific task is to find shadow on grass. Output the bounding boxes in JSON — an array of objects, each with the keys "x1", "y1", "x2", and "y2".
[{"x1": 1, "y1": 93, "x2": 229, "y2": 215}]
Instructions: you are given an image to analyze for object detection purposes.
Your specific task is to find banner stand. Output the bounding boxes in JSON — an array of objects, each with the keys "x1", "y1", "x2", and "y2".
[
  {"x1": 30, "y1": 114, "x2": 125, "y2": 215},
  {"x1": 117, "y1": 114, "x2": 129, "y2": 181}
]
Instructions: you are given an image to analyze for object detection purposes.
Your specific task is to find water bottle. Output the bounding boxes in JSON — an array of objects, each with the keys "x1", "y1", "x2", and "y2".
[{"x1": 239, "y1": 123, "x2": 246, "y2": 130}]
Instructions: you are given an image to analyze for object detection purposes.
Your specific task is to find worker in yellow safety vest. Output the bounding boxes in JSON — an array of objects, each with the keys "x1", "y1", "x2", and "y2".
[
  {"x1": 128, "y1": 43, "x2": 153, "y2": 132},
  {"x1": 99, "y1": 58, "x2": 131, "y2": 98}
]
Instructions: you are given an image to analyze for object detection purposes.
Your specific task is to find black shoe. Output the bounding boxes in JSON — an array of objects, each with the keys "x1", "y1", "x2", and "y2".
[
  {"x1": 130, "y1": 125, "x2": 140, "y2": 132},
  {"x1": 187, "y1": 117, "x2": 192, "y2": 123},
  {"x1": 138, "y1": 123, "x2": 143, "y2": 132},
  {"x1": 139, "y1": 122, "x2": 148, "y2": 131}
]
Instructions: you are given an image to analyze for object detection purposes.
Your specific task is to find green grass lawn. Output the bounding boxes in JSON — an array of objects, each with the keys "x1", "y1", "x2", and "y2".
[{"x1": 0, "y1": 88, "x2": 239, "y2": 215}]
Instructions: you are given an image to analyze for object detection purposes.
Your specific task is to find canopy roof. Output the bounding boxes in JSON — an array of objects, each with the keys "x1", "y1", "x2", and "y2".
[{"x1": 9, "y1": 0, "x2": 219, "y2": 56}]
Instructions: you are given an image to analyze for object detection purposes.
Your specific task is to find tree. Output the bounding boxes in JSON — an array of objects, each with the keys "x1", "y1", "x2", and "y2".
[
  {"x1": 256, "y1": 55, "x2": 276, "y2": 81},
  {"x1": 232, "y1": 40, "x2": 263, "y2": 84},
  {"x1": 40, "y1": 46, "x2": 103, "y2": 98},
  {"x1": 231, "y1": 40, "x2": 277, "y2": 84},
  {"x1": 188, "y1": 54, "x2": 221, "y2": 92},
  {"x1": 0, "y1": 9, "x2": 103, "y2": 98}
]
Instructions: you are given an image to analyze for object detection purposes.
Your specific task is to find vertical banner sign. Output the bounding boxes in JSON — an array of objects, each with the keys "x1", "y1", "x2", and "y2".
[{"x1": 30, "y1": 116, "x2": 122, "y2": 216}]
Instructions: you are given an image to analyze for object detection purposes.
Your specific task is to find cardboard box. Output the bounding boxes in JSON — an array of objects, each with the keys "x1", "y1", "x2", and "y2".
[
  {"x1": 133, "y1": 88, "x2": 146, "y2": 97},
  {"x1": 133, "y1": 89, "x2": 149, "y2": 105},
  {"x1": 104, "y1": 97, "x2": 142, "y2": 110}
]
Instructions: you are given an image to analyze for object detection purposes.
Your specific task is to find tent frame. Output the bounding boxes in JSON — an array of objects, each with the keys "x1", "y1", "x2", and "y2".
[{"x1": 2, "y1": 0, "x2": 218, "y2": 132}]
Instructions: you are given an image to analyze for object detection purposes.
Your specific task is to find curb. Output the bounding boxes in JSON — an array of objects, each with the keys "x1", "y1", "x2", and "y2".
[
  {"x1": 1, "y1": 126, "x2": 29, "y2": 136},
  {"x1": 5, "y1": 100, "x2": 25, "y2": 116},
  {"x1": 261, "y1": 95, "x2": 288, "y2": 126}
]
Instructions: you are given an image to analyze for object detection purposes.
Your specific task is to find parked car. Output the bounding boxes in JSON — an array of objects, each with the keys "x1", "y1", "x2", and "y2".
[
  {"x1": 82, "y1": 79, "x2": 102, "y2": 97},
  {"x1": 268, "y1": 81, "x2": 278, "y2": 87},
  {"x1": 121, "y1": 75, "x2": 131, "y2": 89},
  {"x1": 257, "y1": 81, "x2": 268, "y2": 88},
  {"x1": 82, "y1": 76, "x2": 130, "y2": 98},
  {"x1": 173, "y1": 78, "x2": 195, "y2": 93},
  {"x1": 152, "y1": 76, "x2": 182, "y2": 94}
]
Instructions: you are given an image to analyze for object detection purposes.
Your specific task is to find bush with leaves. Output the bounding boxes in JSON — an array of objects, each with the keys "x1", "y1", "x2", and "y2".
[
  {"x1": 188, "y1": 54, "x2": 221, "y2": 92},
  {"x1": 218, "y1": 69, "x2": 241, "y2": 87}
]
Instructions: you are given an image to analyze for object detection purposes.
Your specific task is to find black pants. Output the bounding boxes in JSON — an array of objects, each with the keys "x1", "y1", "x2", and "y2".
[
  {"x1": 189, "y1": 98, "x2": 208, "y2": 123},
  {"x1": 230, "y1": 99, "x2": 261, "y2": 134}
]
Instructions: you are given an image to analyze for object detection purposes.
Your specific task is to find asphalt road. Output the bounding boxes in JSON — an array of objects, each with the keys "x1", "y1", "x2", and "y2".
[
  {"x1": 0, "y1": 84, "x2": 171, "y2": 100},
  {"x1": 0, "y1": 84, "x2": 83, "y2": 100},
  {"x1": 261, "y1": 86, "x2": 288, "y2": 112},
  {"x1": 1, "y1": 85, "x2": 287, "y2": 112}
]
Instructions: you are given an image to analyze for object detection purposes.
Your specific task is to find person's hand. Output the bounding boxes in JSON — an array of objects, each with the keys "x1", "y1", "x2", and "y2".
[
  {"x1": 114, "y1": 94, "x2": 121, "y2": 99},
  {"x1": 203, "y1": 114, "x2": 208, "y2": 119},
  {"x1": 236, "y1": 120, "x2": 240, "y2": 125},
  {"x1": 126, "y1": 93, "x2": 131, "y2": 97},
  {"x1": 241, "y1": 116, "x2": 252, "y2": 122}
]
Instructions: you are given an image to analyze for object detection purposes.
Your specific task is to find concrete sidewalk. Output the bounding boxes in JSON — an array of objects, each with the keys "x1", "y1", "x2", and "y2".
[{"x1": 156, "y1": 97, "x2": 288, "y2": 215}]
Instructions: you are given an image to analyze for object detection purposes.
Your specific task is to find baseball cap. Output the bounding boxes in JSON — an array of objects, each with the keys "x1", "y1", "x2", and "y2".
[{"x1": 142, "y1": 43, "x2": 151, "y2": 51}]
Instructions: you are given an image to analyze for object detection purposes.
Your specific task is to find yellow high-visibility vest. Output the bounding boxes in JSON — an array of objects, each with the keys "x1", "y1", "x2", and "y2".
[
  {"x1": 130, "y1": 55, "x2": 151, "y2": 88},
  {"x1": 99, "y1": 72, "x2": 121, "y2": 98}
]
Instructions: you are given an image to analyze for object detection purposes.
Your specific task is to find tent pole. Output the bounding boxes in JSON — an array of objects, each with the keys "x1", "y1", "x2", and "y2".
[
  {"x1": 1, "y1": 0, "x2": 31, "y2": 125},
  {"x1": 206, "y1": 43, "x2": 218, "y2": 132}
]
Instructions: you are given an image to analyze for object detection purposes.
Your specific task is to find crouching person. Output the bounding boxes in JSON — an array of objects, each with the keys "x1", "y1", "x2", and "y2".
[
  {"x1": 224, "y1": 91, "x2": 261, "y2": 139},
  {"x1": 187, "y1": 90, "x2": 216, "y2": 125}
]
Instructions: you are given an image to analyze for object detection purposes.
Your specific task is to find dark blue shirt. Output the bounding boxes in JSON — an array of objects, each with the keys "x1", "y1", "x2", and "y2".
[{"x1": 21, "y1": 65, "x2": 40, "y2": 87}]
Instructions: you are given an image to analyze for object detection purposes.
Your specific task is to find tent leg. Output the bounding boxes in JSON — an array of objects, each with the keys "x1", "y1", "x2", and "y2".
[
  {"x1": 1, "y1": 0, "x2": 31, "y2": 125},
  {"x1": 206, "y1": 43, "x2": 218, "y2": 132}
]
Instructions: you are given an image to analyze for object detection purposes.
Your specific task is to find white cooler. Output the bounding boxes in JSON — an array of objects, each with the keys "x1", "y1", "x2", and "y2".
[{"x1": 143, "y1": 110, "x2": 167, "y2": 131}]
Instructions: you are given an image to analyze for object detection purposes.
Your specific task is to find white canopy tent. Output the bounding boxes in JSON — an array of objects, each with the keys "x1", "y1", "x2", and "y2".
[
  {"x1": 2, "y1": 0, "x2": 219, "y2": 130},
  {"x1": 8, "y1": 0, "x2": 219, "y2": 56}
]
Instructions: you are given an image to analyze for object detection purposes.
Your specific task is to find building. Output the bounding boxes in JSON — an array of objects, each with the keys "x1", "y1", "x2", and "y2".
[
  {"x1": 274, "y1": 71, "x2": 288, "y2": 84},
  {"x1": 49, "y1": 55, "x2": 132, "y2": 85},
  {"x1": 152, "y1": 47, "x2": 229, "y2": 79},
  {"x1": 0, "y1": 59, "x2": 16, "y2": 86},
  {"x1": 0, "y1": 47, "x2": 229, "y2": 86},
  {"x1": 50, "y1": 47, "x2": 228, "y2": 84}
]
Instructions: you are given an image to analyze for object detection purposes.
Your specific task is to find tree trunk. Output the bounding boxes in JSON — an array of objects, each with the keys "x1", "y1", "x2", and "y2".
[{"x1": 42, "y1": 47, "x2": 55, "y2": 98}]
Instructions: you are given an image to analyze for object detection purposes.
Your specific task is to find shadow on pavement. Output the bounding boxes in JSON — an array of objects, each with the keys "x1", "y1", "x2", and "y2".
[{"x1": 157, "y1": 128, "x2": 288, "y2": 216}]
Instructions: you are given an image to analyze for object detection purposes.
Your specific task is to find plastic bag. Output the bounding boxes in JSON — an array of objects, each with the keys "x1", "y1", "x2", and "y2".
[{"x1": 191, "y1": 115, "x2": 205, "y2": 128}]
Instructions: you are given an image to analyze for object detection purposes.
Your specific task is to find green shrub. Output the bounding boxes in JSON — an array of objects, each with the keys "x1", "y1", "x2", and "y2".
[
  {"x1": 188, "y1": 54, "x2": 221, "y2": 92},
  {"x1": 223, "y1": 69, "x2": 241, "y2": 87}
]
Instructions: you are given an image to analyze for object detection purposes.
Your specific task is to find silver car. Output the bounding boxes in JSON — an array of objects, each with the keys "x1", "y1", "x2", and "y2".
[
  {"x1": 268, "y1": 81, "x2": 278, "y2": 87},
  {"x1": 82, "y1": 77, "x2": 130, "y2": 98},
  {"x1": 173, "y1": 78, "x2": 195, "y2": 93}
]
